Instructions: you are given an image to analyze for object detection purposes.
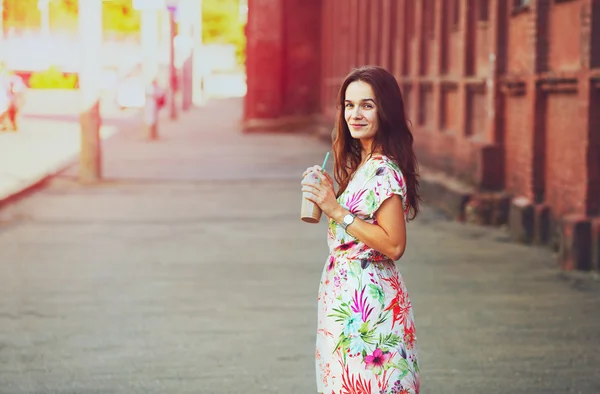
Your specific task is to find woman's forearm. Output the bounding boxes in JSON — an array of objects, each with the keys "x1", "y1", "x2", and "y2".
[{"x1": 330, "y1": 206, "x2": 405, "y2": 260}]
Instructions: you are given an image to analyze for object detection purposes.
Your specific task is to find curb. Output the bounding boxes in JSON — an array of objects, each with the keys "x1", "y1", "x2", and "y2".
[{"x1": 0, "y1": 112, "x2": 140, "y2": 209}]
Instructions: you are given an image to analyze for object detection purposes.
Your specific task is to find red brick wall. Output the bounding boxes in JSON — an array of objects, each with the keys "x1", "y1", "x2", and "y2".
[
  {"x1": 244, "y1": 0, "x2": 599, "y2": 222},
  {"x1": 327, "y1": 0, "x2": 599, "y2": 222}
]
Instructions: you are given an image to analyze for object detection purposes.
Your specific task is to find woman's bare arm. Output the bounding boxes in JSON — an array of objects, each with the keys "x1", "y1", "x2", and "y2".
[{"x1": 330, "y1": 194, "x2": 407, "y2": 260}]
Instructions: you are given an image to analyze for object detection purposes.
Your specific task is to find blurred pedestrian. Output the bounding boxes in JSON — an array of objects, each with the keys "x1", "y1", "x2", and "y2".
[
  {"x1": 301, "y1": 66, "x2": 422, "y2": 394},
  {"x1": 0, "y1": 62, "x2": 26, "y2": 132}
]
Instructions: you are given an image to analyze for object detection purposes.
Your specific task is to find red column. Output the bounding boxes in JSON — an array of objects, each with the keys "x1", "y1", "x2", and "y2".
[
  {"x1": 322, "y1": 0, "x2": 336, "y2": 118},
  {"x1": 244, "y1": 0, "x2": 322, "y2": 131},
  {"x1": 244, "y1": 0, "x2": 284, "y2": 127},
  {"x1": 357, "y1": 0, "x2": 369, "y2": 66},
  {"x1": 380, "y1": 0, "x2": 392, "y2": 69},
  {"x1": 393, "y1": 0, "x2": 405, "y2": 79},
  {"x1": 349, "y1": 0, "x2": 359, "y2": 70},
  {"x1": 369, "y1": 0, "x2": 381, "y2": 65}
]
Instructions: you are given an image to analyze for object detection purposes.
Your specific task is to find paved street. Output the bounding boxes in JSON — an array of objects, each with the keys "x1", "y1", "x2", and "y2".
[{"x1": 0, "y1": 97, "x2": 599, "y2": 394}]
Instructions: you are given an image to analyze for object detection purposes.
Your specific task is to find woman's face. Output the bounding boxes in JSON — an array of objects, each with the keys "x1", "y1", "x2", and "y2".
[{"x1": 344, "y1": 80, "x2": 379, "y2": 143}]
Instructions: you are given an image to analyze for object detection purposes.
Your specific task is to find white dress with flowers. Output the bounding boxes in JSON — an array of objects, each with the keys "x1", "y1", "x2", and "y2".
[{"x1": 315, "y1": 156, "x2": 420, "y2": 394}]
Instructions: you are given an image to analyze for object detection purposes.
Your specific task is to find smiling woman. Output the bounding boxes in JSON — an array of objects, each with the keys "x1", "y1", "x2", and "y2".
[{"x1": 301, "y1": 66, "x2": 422, "y2": 394}]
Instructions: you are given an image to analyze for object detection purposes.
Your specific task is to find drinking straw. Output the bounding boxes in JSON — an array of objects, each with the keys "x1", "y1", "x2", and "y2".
[{"x1": 321, "y1": 151, "x2": 330, "y2": 173}]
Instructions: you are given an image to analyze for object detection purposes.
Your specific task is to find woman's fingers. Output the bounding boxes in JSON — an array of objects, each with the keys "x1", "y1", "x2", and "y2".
[
  {"x1": 312, "y1": 170, "x2": 329, "y2": 184},
  {"x1": 301, "y1": 178, "x2": 320, "y2": 186},
  {"x1": 322, "y1": 171, "x2": 334, "y2": 185},
  {"x1": 301, "y1": 165, "x2": 323, "y2": 178},
  {"x1": 302, "y1": 183, "x2": 319, "y2": 192}
]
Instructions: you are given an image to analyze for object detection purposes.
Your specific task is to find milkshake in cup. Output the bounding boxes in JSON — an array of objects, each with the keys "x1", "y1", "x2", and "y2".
[
  {"x1": 301, "y1": 172, "x2": 323, "y2": 223},
  {"x1": 301, "y1": 152, "x2": 330, "y2": 224}
]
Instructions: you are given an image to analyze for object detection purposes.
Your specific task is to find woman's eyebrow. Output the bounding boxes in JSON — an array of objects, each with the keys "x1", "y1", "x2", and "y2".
[{"x1": 344, "y1": 98, "x2": 375, "y2": 103}]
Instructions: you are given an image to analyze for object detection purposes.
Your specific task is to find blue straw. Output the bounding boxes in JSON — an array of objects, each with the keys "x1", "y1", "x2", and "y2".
[{"x1": 321, "y1": 151, "x2": 330, "y2": 172}]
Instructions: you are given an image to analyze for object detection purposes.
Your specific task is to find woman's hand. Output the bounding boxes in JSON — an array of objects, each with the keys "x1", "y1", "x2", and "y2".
[{"x1": 301, "y1": 167, "x2": 340, "y2": 218}]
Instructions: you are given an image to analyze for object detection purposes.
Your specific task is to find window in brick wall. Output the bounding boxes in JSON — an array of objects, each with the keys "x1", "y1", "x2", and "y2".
[
  {"x1": 466, "y1": 86, "x2": 486, "y2": 138},
  {"x1": 418, "y1": 84, "x2": 433, "y2": 126},
  {"x1": 402, "y1": 84, "x2": 412, "y2": 123},
  {"x1": 440, "y1": 83, "x2": 459, "y2": 133}
]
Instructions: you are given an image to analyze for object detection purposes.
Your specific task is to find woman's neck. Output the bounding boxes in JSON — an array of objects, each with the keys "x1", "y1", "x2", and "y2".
[
  {"x1": 360, "y1": 139, "x2": 383, "y2": 161},
  {"x1": 361, "y1": 149, "x2": 383, "y2": 162}
]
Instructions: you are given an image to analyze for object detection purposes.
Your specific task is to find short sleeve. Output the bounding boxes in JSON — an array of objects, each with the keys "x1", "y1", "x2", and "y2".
[{"x1": 363, "y1": 164, "x2": 407, "y2": 218}]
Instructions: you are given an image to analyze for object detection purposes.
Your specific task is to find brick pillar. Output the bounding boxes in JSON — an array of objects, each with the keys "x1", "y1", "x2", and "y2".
[
  {"x1": 369, "y1": 0, "x2": 382, "y2": 65},
  {"x1": 330, "y1": 0, "x2": 339, "y2": 80},
  {"x1": 282, "y1": 0, "x2": 322, "y2": 117},
  {"x1": 414, "y1": 0, "x2": 424, "y2": 76},
  {"x1": 349, "y1": 0, "x2": 360, "y2": 70},
  {"x1": 490, "y1": 0, "x2": 506, "y2": 146},
  {"x1": 581, "y1": 0, "x2": 600, "y2": 216},
  {"x1": 244, "y1": 0, "x2": 322, "y2": 132},
  {"x1": 339, "y1": 0, "x2": 352, "y2": 76},
  {"x1": 393, "y1": 0, "x2": 405, "y2": 78},
  {"x1": 587, "y1": 82, "x2": 600, "y2": 216},
  {"x1": 379, "y1": 0, "x2": 393, "y2": 69},
  {"x1": 357, "y1": 0, "x2": 369, "y2": 66},
  {"x1": 531, "y1": 0, "x2": 550, "y2": 203},
  {"x1": 244, "y1": 0, "x2": 284, "y2": 127},
  {"x1": 321, "y1": 0, "x2": 334, "y2": 120},
  {"x1": 457, "y1": 0, "x2": 469, "y2": 139},
  {"x1": 432, "y1": 0, "x2": 443, "y2": 131},
  {"x1": 410, "y1": 0, "x2": 422, "y2": 125}
]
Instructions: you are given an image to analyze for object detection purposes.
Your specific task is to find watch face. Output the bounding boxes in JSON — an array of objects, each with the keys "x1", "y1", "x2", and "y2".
[{"x1": 344, "y1": 214, "x2": 354, "y2": 225}]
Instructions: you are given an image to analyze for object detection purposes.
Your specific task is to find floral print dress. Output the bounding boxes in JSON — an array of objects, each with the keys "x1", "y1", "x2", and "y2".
[{"x1": 316, "y1": 156, "x2": 420, "y2": 394}]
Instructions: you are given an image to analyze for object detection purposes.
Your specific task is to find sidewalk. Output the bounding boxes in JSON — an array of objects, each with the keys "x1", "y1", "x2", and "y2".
[
  {"x1": 0, "y1": 90, "x2": 134, "y2": 204},
  {"x1": 0, "y1": 97, "x2": 599, "y2": 394}
]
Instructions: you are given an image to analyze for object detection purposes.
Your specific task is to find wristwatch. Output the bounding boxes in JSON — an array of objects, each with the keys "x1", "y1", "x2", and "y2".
[{"x1": 340, "y1": 213, "x2": 356, "y2": 230}]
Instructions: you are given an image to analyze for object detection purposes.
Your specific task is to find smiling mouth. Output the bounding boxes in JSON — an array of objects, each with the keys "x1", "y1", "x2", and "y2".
[{"x1": 350, "y1": 124, "x2": 367, "y2": 127}]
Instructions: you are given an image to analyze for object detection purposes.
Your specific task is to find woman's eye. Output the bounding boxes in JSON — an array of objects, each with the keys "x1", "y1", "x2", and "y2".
[
  {"x1": 345, "y1": 103, "x2": 353, "y2": 108},
  {"x1": 363, "y1": 104, "x2": 373, "y2": 109}
]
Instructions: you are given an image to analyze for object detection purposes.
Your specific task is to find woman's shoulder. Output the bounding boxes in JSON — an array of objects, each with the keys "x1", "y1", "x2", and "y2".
[{"x1": 367, "y1": 155, "x2": 403, "y2": 176}]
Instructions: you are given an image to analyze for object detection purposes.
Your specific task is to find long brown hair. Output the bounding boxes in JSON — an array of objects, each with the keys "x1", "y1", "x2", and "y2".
[{"x1": 333, "y1": 66, "x2": 421, "y2": 220}]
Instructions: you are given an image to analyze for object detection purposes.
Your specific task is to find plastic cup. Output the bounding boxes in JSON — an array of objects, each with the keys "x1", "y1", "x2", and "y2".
[{"x1": 300, "y1": 171, "x2": 323, "y2": 223}]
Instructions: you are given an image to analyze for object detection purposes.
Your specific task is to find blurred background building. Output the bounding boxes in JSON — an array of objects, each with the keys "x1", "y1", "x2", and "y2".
[{"x1": 0, "y1": 0, "x2": 247, "y2": 97}]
